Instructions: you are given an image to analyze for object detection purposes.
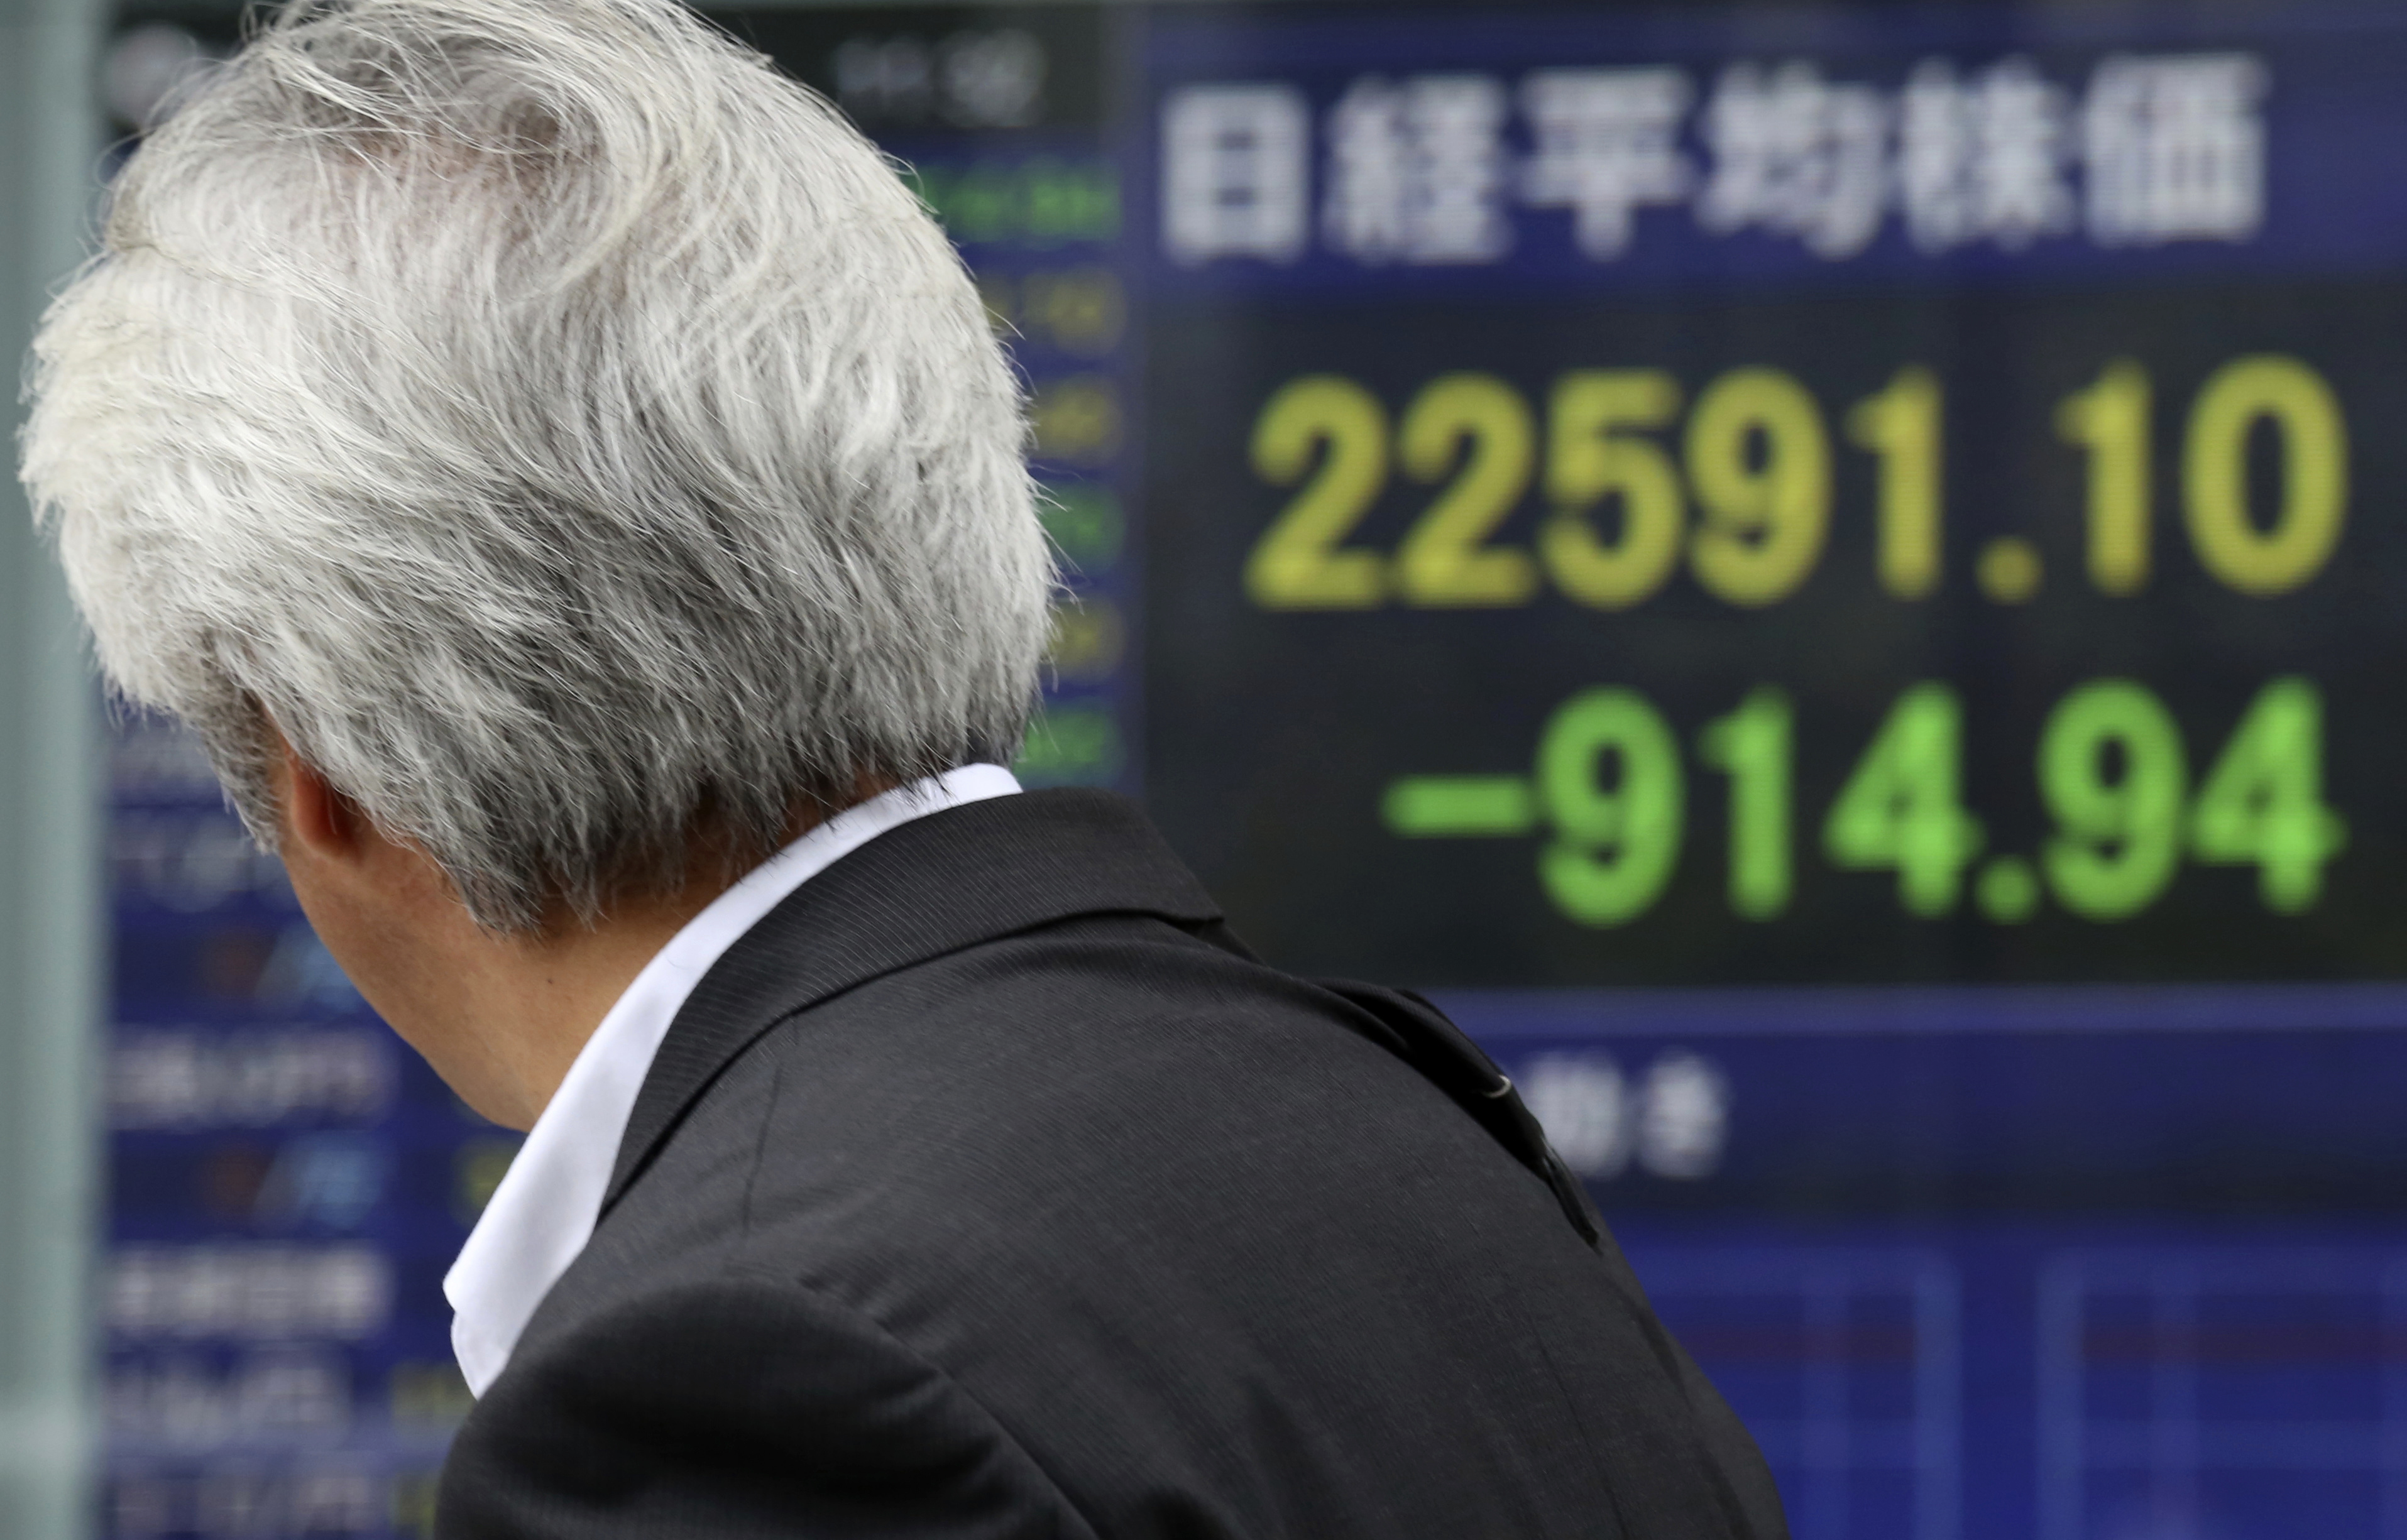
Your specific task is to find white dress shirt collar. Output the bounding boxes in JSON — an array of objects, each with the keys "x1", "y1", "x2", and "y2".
[{"x1": 443, "y1": 763, "x2": 1023, "y2": 1396}]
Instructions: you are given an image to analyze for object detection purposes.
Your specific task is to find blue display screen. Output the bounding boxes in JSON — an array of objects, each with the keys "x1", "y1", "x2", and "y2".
[
  {"x1": 106, "y1": 719, "x2": 486, "y2": 1535},
  {"x1": 99, "y1": 4, "x2": 2407, "y2": 1538},
  {"x1": 1456, "y1": 990, "x2": 2407, "y2": 1539}
]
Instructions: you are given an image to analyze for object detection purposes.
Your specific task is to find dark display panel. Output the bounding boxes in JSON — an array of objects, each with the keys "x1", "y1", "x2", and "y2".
[
  {"x1": 1138, "y1": 7, "x2": 2407, "y2": 988},
  {"x1": 1149, "y1": 279, "x2": 2407, "y2": 984},
  {"x1": 97, "y1": 4, "x2": 2407, "y2": 1539},
  {"x1": 1139, "y1": 7, "x2": 2407, "y2": 1537}
]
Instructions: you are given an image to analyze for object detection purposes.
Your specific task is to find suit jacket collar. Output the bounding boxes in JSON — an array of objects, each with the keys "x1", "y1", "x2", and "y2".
[{"x1": 602, "y1": 788, "x2": 1222, "y2": 1213}]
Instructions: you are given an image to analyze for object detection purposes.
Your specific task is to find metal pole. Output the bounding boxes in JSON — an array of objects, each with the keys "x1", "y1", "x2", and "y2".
[{"x1": 0, "y1": 0, "x2": 104, "y2": 1534}]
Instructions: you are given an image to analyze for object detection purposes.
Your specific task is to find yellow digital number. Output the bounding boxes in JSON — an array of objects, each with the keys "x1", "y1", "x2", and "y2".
[
  {"x1": 1019, "y1": 268, "x2": 1126, "y2": 357},
  {"x1": 1046, "y1": 597, "x2": 1124, "y2": 681},
  {"x1": 390, "y1": 1362, "x2": 475, "y2": 1429},
  {"x1": 2057, "y1": 360, "x2": 2152, "y2": 595},
  {"x1": 1394, "y1": 373, "x2": 1541, "y2": 607},
  {"x1": 1847, "y1": 366, "x2": 1943, "y2": 599},
  {"x1": 1687, "y1": 368, "x2": 1831, "y2": 606},
  {"x1": 1244, "y1": 376, "x2": 1390, "y2": 609},
  {"x1": 1539, "y1": 370, "x2": 1684, "y2": 609},
  {"x1": 453, "y1": 1137, "x2": 519, "y2": 1225},
  {"x1": 2182, "y1": 355, "x2": 2347, "y2": 596},
  {"x1": 1029, "y1": 375, "x2": 1121, "y2": 464}
]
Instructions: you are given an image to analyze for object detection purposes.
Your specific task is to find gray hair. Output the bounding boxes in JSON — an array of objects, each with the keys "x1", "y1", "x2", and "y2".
[{"x1": 22, "y1": 0, "x2": 1052, "y2": 931}]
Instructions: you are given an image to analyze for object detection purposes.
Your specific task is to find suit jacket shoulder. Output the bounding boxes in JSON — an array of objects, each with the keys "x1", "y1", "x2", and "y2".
[{"x1": 437, "y1": 791, "x2": 1786, "y2": 1540}]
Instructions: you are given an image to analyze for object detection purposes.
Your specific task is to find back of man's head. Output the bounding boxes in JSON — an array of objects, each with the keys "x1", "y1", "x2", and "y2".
[{"x1": 23, "y1": 0, "x2": 1051, "y2": 931}]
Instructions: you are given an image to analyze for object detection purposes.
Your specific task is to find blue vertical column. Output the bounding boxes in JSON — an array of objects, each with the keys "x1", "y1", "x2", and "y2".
[
  {"x1": 909, "y1": 152, "x2": 1138, "y2": 793},
  {"x1": 104, "y1": 715, "x2": 501, "y2": 1539}
]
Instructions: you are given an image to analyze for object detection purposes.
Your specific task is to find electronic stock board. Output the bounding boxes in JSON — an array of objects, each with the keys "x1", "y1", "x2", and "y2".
[{"x1": 99, "y1": 4, "x2": 2407, "y2": 1539}]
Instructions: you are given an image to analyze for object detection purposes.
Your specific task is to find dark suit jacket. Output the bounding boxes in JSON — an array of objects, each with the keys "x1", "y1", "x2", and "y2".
[{"x1": 437, "y1": 789, "x2": 1786, "y2": 1539}]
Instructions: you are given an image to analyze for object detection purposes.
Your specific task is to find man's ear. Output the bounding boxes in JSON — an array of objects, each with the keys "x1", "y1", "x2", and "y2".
[{"x1": 275, "y1": 732, "x2": 368, "y2": 860}]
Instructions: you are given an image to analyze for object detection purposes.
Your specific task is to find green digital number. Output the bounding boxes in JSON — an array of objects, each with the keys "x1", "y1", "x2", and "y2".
[
  {"x1": 1823, "y1": 684, "x2": 1984, "y2": 916},
  {"x1": 1699, "y1": 688, "x2": 1793, "y2": 919},
  {"x1": 1038, "y1": 484, "x2": 1124, "y2": 569},
  {"x1": 2038, "y1": 680, "x2": 2187, "y2": 920},
  {"x1": 1014, "y1": 707, "x2": 1125, "y2": 787},
  {"x1": 1384, "y1": 674, "x2": 2343, "y2": 928},
  {"x1": 1382, "y1": 776, "x2": 1535, "y2": 837},
  {"x1": 1535, "y1": 689, "x2": 1684, "y2": 927},
  {"x1": 2190, "y1": 678, "x2": 2348, "y2": 912}
]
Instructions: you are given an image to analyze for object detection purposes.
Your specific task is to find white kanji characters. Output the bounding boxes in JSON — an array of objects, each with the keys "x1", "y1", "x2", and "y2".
[
  {"x1": 1634, "y1": 1051, "x2": 1729, "y2": 1181},
  {"x1": 1166, "y1": 53, "x2": 2269, "y2": 270},
  {"x1": 1899, "y1": 56, "x2": 2074, "y2": 252},
  {"x1": 1697, "y1": 61, "x2": 1889, "y2": 259},
  {"x1": 1410, "y1": 76, "x2": 1513, "y2": 263},
  {"x1": 1322, "y1": 74, "x2": 1511, "y2": 264},
  {"x1": 1974, "y1": 57, "x2": 2077, "y2": 246},
  {"x1": 1160, "y1": 83, "x2": 1311, "y2": 264},
  {"x1": 1898, "y1": 60, "x2": 1975, "y2": 249},
  {"x1": 1520, "y1": 67, "x2": 1694, "y2": 259},
  {"x1": 1323, "y1": 78, "x2": 1410, "y2": 259},
  {"x1": 2083, "y1": 53, "x2": 2268, "y2": 246},
  {"x1": 1521, "y1": 1053, "x2": 1633, "y2": 1179}
]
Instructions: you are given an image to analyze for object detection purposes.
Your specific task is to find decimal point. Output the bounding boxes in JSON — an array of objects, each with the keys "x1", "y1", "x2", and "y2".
[
  {"x1": 1977, "y1": 856, "x2": 2042, "y2": 924},
  {"x1": 1978, "y1": 538, "x2": 2044, "y2": 604}
]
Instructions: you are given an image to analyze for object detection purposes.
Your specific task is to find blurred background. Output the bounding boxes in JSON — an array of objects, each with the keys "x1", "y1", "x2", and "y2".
[{"x1": 0, "y1": 0, "x2": 2398, "y2": 1536}]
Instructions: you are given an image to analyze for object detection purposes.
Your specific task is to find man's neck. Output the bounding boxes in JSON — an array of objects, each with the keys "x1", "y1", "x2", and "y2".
[
  {"x1": 476, "y1": 888, "x2": 733, "y2": 1127},
  {"x1": 334, "y1": 867, "x2": 750, "y2": 1132}
]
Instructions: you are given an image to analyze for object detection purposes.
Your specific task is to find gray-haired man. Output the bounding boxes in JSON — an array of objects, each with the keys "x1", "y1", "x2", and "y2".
[{"x1": 25, "y1": 2, "x2": 1785, "y2": 1535}]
